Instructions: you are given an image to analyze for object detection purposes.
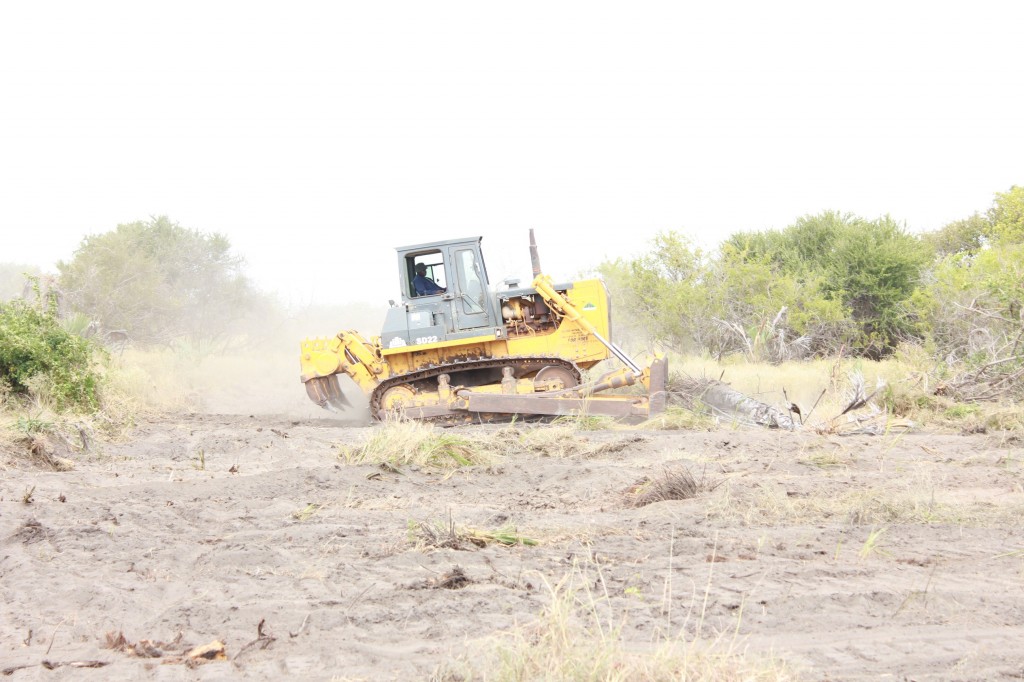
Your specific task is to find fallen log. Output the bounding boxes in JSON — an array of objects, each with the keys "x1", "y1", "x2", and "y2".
[{"x1": 669, "y1": 376, "x2": 798, "y2": 430}]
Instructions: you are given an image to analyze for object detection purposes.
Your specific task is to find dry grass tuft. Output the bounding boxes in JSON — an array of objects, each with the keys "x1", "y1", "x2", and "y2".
[
  {"x1": 436, "y1": 564, "x2": 796, "y2": 681},
  {"x1": 412, "y1": 566, "x2": 472, "y2": 590},
  {"x1": 668, "y1": 355, "x2": 848, "y2": 419},
  {"x1": 551, "y1": 413, "x2": 618, "y2": 431},
  {"x1": 96, "y1": 348, "x2": 202, "y2": 431},
  {"x1": 798, "y1": 447, "x2": 850, "y2": 469},
  {"x1": 410, "y1": 516, "x2": 463, "y2": 550},
  {"x1": 492, "y1": 425, "x2": 648, "y2": 460},
  {"x1": 706, "y1": 482, "x2": 1023, "y2": 528},
  {"x1": 510, "y1": 426, "x2": 582, "y2": 458},
  {"x1": 340, "y1": 418, "x2": 495, "y2": 470},
  {"x1": 9, "y1": 518, "x2": 50, "y2": 545},
  {"x1": 639, "y1": 406, "x2": 718, "y2": 431},
  {"x1": 624, "y1": 466, "x2": 719, "y2": 508},
  {"x1": 433, "y1": 566, "x2": 471, "y2": 589}
]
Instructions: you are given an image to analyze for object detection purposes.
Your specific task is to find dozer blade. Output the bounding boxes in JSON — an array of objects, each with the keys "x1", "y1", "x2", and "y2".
[{"x1": 305, "y1": 375, "x2": 352, "y2": 412}]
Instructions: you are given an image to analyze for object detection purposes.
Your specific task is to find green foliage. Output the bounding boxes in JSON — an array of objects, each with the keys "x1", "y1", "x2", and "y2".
[
  {"x1": 606, "y1": 212, "x2": 925, "y2": 359},
  {"x1": 712, "y1": 242, "x2": 847, "y2": 358},
  {"x1": 943, "y1": 404, "x2": 981, "y2": 420},
  {"x1": 971, "y1": 242, "x2": 1024, "y2": 311},
  {"x1": 730, "y1": 212, "x2": 929, "y2": 355},
  {"x1": 597, "y1": 231, "x2": 717, "y2": 352},
  {"x1": 61, "y1": 312, "x2": 96, "y2": 338},
  {"x1": 920, "y1": 213, "x2": 992, "y2": 258},
  {"x1": 15, "y1": 414, "x2": 54, "y2": 436},
  {"x1": 57, "y1": 216, "x2": 258, "y2": 346},
  {"x1": 0, "y1": 295, "x2": 101, "y2": 411},
  {"x1": 726, "y1": 210, "x2": 856, "y2": 274},
  {"x1": 911, "y1": 187, "x2": 1024, "y2": 384},
  {"x1": 599, "y1": 230, "x2": 839, "y2": 359},
  {"x1": 989, "y1": 185, "x2": 1024, "y2": 244},
  {"x1": 821, "y1": 215, "x2": 930, "y2": 356},
  {"x1": 923, "y1": 240, "x2": 1024, "y2": 362}
]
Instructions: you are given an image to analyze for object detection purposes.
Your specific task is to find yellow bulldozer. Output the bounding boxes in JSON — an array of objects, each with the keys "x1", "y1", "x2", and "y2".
[{"x1": 300, "y1": 231, "x2": 667, "y2": 422}]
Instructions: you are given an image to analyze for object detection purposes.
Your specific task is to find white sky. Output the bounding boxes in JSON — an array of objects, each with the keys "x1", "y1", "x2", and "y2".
[{"x1": 2, "y1": 1, "x2": 1022, "y2": 307}]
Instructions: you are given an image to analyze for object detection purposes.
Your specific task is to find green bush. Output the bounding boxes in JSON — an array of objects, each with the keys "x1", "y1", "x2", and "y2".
[{"x1": 0, "y1": 297, "x2": 101, "y2": 412}]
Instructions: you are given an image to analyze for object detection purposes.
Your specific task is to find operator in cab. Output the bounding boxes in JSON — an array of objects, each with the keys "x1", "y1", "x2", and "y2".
[{"x1": 413, "y1": 263, "x2": 445, "y2": 296}]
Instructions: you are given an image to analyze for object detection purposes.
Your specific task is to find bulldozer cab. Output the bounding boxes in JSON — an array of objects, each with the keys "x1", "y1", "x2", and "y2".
[{"x1": 380, "y1": 237, "x2": 500, "y2": 350}]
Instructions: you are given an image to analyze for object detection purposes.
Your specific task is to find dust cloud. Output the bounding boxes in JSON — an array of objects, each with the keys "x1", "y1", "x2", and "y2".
[
  {"x1": 188, "y1": 347, "x2": 371, "y2": 423},
  {"x1": 151, "y1": 301, "x2": 384, "y2": 424}
]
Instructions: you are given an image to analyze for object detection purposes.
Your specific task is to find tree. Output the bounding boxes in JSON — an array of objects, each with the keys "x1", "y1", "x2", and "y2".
[
  {"x1": 919, "y1": 213, "x2": 991, "y2": 259},
  {"x1": 915, "y1": 187, "x2": 1024, "y2": 365},
  {"x1": 711, "y1": 242, "x2": 848, "y2": 359},
  {"x1": 922, "y1": 243, "x2": 1024, "y2": 362},
  {"x1": 819, "y1": 216, "x2": 929, "y2": 357},
  {"x1": 989, "y1": 185, "x2": 1024, "y2": 244},
  {"x1": 58, "y1": 217, "x2": 258, "y2": 345},
  {"x1": 600, "y1": 228, "x2": 848, "y2": 361},
  {"x1": 598, "y1": 231, "x2": 719, "y2": 353},
  {"x1": 724, "y1": 211, "x2": 857, "y2": 274}
]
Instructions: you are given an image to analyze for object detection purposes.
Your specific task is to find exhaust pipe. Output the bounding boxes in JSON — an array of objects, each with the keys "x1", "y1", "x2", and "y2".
[{"x1": 529, "y1": 228, "x2": 542, "y2": 278}]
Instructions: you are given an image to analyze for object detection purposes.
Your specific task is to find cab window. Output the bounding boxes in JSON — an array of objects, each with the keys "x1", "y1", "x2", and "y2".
[
  {"x1": 408, "y1": 251, "x2": 446, "y2": 298},
  {"x1": 456, "y1": 249, "x2": 485, "y2": 314}
]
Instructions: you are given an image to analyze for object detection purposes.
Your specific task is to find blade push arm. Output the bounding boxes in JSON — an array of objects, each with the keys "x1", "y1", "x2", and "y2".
[{"x1": 531, "y1": 273, "x2": 643, "y2": 375}]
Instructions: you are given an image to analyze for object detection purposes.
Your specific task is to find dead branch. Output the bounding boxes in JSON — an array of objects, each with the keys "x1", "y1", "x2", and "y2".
[{"x1": 953, "y1": 301, "x2": 1019, "y2": 325}]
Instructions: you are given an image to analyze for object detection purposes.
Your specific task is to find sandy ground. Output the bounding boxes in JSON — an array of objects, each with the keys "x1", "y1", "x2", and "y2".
[{"x1": 2, "y1": 409, "x2": 1024, "y2": 681}]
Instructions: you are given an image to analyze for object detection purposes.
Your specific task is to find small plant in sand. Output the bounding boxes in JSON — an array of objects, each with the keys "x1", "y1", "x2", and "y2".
[
  {"x1": 14, "y1": 414, "x2": 54, "y2": 437},
  {"x1": 340, "y1": 418, "x2": 494, "y2": 470},
  {"x1": 3, "y1": 409, "x2": 78, "y2": 471},
  {"x1": 859, "y1": 527, "x2": 891, "y2": 560},
  {"x1": 466, "y1": 527, "x2": 539, "y2": 547},
  {"x1": 410, "y1": 515, "x2": 538, "y2": 550},
  {"x1": 292, "y1": 503, "x2": 322, "y2": 521},
  {"x1": 800, "y1": 450, "x2": 848, "y2": 469},
  {"x1": 624, "y1": 585, "x2": 643, "y2": 598}
]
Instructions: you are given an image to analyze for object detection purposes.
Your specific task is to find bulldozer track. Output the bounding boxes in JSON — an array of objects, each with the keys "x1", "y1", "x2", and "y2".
[{"x1": 369, "y1": 355, "x2": 582, "y2": 421}]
